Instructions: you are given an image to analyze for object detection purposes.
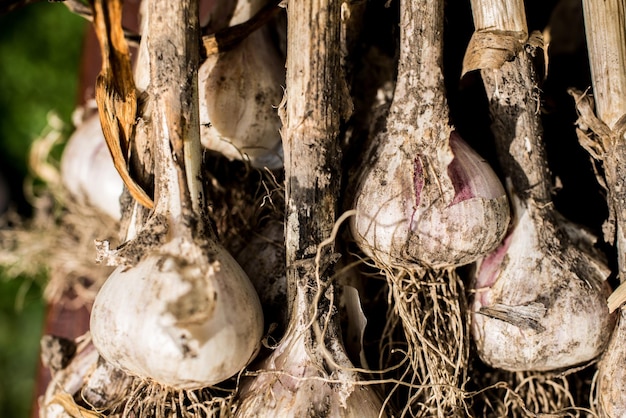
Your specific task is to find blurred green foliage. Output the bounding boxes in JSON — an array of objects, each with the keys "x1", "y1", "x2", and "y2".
[
  {"x1": 0, "y1": 2, "x2": 86, "y2": 417},
  {"x1": 0, "y1": 274, "x2": 45, "y2": 418}
]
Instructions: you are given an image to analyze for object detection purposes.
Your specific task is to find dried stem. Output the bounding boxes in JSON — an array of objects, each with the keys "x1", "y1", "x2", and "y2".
[
  {"x1": 468, "y1": 0, "x2": 550, "y2": 202},
  {"x1": 582, "y1": 0, "x2": 626, "y2": 129},
  {"x1": 282, "y1": 0, "x2": 349, "y2": 324},
  {"x1": 469, "y1": 0, "x2": 527, "y2": 33},
  {"x1": 390, "y1": 0, "x2": 450, "y2": 152},
  {"x1": 145, "y1": 0, "x2": 205, "y2": 234},
  {"x1": 576, "y1": 2, "x2": 626, "y2": 417}
]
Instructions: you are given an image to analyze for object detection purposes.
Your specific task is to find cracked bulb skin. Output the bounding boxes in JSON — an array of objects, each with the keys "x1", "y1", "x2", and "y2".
[
  {"x1": 471, "y1": 198, "x2": 616, "y2": 371},
  {"x1": 90, "y1": 239, "x2": 264, "y2": 389},
  {"x1": 352, "y1": 131, "x2": 510, "y2": 269}
]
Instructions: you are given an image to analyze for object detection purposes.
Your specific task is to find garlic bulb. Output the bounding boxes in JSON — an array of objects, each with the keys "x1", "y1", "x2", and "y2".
[
  {"x1": 352, "y1": 131, "x2": 510, "y2": 269},
  {"x1": 596, "y1": 312, "x2": 626, "y2": 417},
  {"x1": 463, "y1": 7, "x2": 616, "y2": 372},
  {"x1": 90, "y1": 0, "x2": 264, "y2": 391},
  {"x1": 199, "y1": 0, "x2": 284, "y2": 169},
  {"x1": 40, "y1": 340, "x2": 100, "y2": 418},
  {"x1": 90, "y1": 237, "x2": 264, "y2": 389},
  {"x1": 61, "y1": 112, "x2": 123, "y2": 220},
  {"x1": 234, "y1": 292, "x2": 387, "y2": 418},
  {"x1": 471, "y1": 194, "x2": 615, "y2": 371}
]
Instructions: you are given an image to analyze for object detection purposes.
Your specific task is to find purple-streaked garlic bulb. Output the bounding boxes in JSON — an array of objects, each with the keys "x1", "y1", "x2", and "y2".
[
  {"x1": 463, "y1": 0, "x2": 616, "y2": 372},
  {"x1": 352, "y1": 131, "x2": 510, "y2": 269},
  {"x1": 199, "y1": 0, "x2": 284, "y2": 169},
  {"x1": 472, "y1": 194, "x2": 615, "y2": 371},
  {"x1": 61, "y1": 113, "x2": 123, "y2": 220}
]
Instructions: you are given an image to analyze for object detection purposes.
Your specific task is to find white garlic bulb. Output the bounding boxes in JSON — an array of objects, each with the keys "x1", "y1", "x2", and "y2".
[
  {"x1": 61, "y1": 113, "x2": 123, "y2": 220},
  {"x1": 471, "y1": 196, "x2": 615, "y2": 371},
  {"x1": 352, "y1": 131, "x2": 510, "y2": 269},
  {"x1": 90, "y1": 237, "x2": 264, "y2": 389},
  {"x1": 199, "y1": 1, "x2": 284, "y2": 169}
]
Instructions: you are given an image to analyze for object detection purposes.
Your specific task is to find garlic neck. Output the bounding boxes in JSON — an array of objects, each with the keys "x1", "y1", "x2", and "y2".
[{"x1": 390, "y1": 0, "x2": 450, "y2": 152}]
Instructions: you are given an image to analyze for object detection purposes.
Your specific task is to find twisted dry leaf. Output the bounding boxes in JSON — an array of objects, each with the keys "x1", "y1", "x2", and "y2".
[{"x1": 92, "y1": 0, "x2": 153, "y2": 209}]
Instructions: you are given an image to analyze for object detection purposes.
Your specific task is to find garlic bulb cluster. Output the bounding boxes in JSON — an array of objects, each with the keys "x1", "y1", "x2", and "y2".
[
  {"x1": 90, "y1": 237, "x2": 264, "y2": 389},
  {"x1": 471, "y1": 195, "x2": 615, "y2": 371},
  {"x1": 352, "y1": 131, "x2": 510, "y2": 269},
  {"x1": 199, "y1": 0, "x2": 285, "y2": 169},
  {"x1": 61, "y1": 112, "x2": 123, "y2": 220}
]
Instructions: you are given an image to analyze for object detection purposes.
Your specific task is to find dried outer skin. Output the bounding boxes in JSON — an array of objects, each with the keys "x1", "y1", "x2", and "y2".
[
  {"x1": 90, "y1": 239, "x2": 264, "y2": 389},
  {"x1": 234, "y1": 283, "x2": 387, "y2": 418},
  {"x1": 597, "y1": 311, "x2": 626, "y2": 417},
  {"x1": 40, "y1": 343, "x2": 99, "y2": 418},
  {"x1": 352, "y1": 131, "x2": 510, "y2": 269},
  {"x1": 472, "y1": 199, "x2": 615, "y2": 371}
]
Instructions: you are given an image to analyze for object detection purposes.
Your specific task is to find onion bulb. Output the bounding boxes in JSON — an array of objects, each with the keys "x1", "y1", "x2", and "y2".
[
  {"x1": 199, "y1": 0, "x2": 285, "y2": 169},
  {"x1": 61, "y1": 112, "x2": 123, "y2": 220}
]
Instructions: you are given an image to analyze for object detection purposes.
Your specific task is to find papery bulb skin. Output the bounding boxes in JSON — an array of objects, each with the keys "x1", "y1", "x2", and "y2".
[
  {"x1": 61, "y1": 114, "x2": 123, "y2": 220},
  {"x1": 352, "y1": 131, "x2": 510, "y2": 269},
  {"x1": 471, "y1": 198, "x2": 615, "y2": 371},
  {"x1": 199, "y1": 28, "x2": 284, "y2": 169},
  {"x1": 234, "y1": 322, "x2": 387, "y2": 418},
  {"x1": 90, "y1": 239, "x2": 264, "y2": 389},
  {"x1": 597, "y1": 313, "x2": 626, "y2": 417}
]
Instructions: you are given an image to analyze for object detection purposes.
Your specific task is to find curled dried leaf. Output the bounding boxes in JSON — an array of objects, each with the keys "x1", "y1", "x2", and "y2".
[
  {"x1": 461, "y1": 29, "x2": 526, "y2": 77},
  {"x1": 92, "y1": 0, "x2": 153, "y2": 209}
]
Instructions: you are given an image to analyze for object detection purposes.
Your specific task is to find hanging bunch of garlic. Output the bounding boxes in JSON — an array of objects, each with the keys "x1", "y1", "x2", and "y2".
[{"x1": 199, "y1": 0, "x2": 285, "y2": 169}]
